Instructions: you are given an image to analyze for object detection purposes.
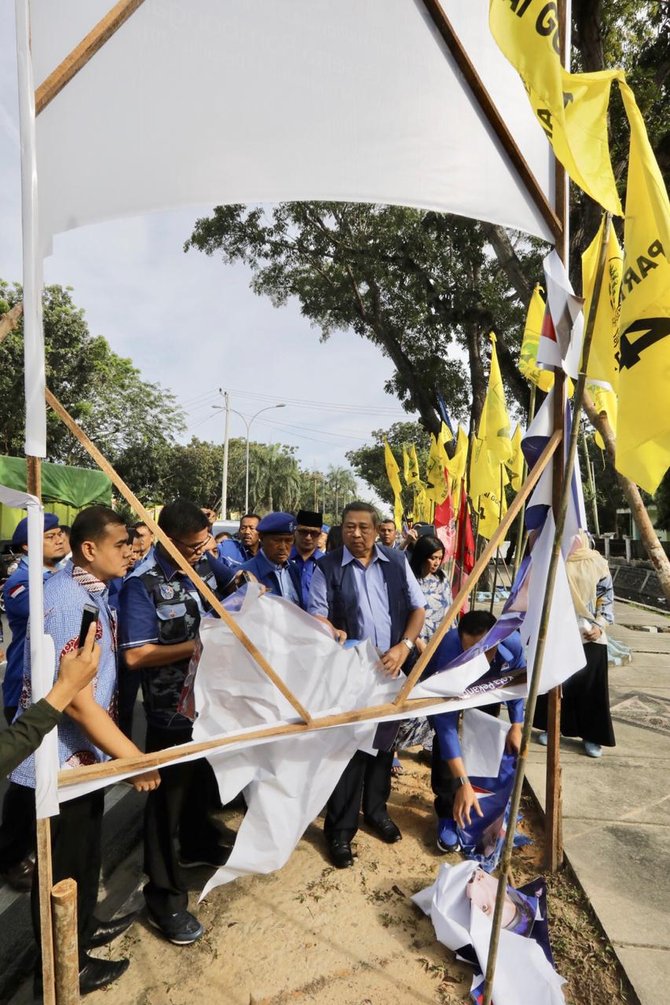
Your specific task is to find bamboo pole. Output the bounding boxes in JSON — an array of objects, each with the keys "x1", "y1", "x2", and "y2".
[
  {"x1": 420, "y1": 0, "x2": 561, "y2": 244},
  {"x1": 35, "y1": 0, "x2": 146, "y2": 115},
  {"x1": 512, "y1": 384, "x2": 536, "y2": 578},
  {"x1": 393, "y1": 430, "x2": 562, "y2": 706},
  {"x1": 481, "y1": 213, "x2": 612, "y2": 1005},
  {"x1": 488, "y1": 466, "x2": 505, "y2": 614},
  {"x1": 25, "y1": 454, "x2": 57, "y2": 1005},
  {"x1": 45, "y1": 388, "x2": 312, "y2": 725},
  {"x1": 57, "y1": 682, "x2": 524, "y2": 790},
  {"x1": 51, "y1": 880, "x2": 80, "y2": 1005}
]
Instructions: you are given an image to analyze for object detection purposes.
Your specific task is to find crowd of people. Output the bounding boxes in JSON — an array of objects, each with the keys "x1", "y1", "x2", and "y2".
[{"x1": 0, "y1": 500, "x2": 616, "y2": 997}]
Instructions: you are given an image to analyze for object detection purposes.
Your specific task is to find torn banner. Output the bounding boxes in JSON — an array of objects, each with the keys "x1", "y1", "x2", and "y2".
[{"x1": 413, "y1": 860, "x2": 565, "y2": 1005}]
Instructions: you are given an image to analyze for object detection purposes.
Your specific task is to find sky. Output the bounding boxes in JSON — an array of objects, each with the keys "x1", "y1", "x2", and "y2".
[{"x1": 0, "y1": 3, "x2": 417, "y2": 498}]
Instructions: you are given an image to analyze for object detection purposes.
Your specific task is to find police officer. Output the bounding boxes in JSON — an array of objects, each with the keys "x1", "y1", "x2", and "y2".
[
  {"x1": 0, "y1": 513, "x2": 67, "y2": 891},
  {"x1": 118, "y1": 500, "x2": 237, "y2": 946},
  {"x1": 241, "y1": 512, "x2": 303, "y2": 604}
]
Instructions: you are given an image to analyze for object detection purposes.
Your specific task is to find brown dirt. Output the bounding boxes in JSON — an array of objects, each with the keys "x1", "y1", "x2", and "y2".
[{"x1": 84, "y1": 750, "x2": 634, "y2": 1005}]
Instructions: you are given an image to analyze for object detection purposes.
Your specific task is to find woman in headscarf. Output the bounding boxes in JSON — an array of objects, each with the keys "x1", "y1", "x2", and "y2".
[{"x1": 535, "y1": 530, "x2": 616, "y2": 757}]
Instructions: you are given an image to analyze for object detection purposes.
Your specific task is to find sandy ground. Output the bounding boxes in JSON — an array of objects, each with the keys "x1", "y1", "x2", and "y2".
[{"x1": 35, "y1": 744, "x2": 628, "y2": 1005}]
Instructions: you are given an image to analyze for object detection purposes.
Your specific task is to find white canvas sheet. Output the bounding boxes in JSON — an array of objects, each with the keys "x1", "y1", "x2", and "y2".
[
  {"x1": 413, "y1": 861, "x2": 566, "y2": 1005},
  {"x1": 31, "y1": 0, "x2": 554, "y2": 255}
]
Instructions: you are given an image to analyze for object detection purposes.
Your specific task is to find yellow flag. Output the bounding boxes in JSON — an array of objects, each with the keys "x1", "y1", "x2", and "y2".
[
  {"x1": 587, "y1": 382, "x2": 618, "y2": 451},
  {"x1": 506, "y1": 424, "x2": 525, "y2": 491},
  {"x1": 480, "y1": 334, "x2": 513, "y2": 464},
  {"x1": 414, "y1": 487, "x2": 434, "y2": 524},
  {"x1": 519, "y1": 285, "x2": 554, "y2": 392},
  {"x1": 582, "y1": 218, "x2": 623, "y2": 390},
  {"x1": 489, "y1": 2, "x2": 623, "y2": 215},
  {"x1": 616, "y1": 82, "x2": 670, "y2": 493},
  {"x1": 439, "y1": 421, "x2": 453, "y2": 447},
  {"x1": 402, "y1": 446, "x2": 410, "y2": 486},
  {"x1": 449, "y1": 426, "x2": 468, "y2": 487},
  {"x1": 384, "y1": 440, "x2": 402, "y2": 499},
  {"x1": 470, "y1": 445, "x2": 507, "y2": 540},
  {"x1": 425, "y1": 435, "x2": 449, "y2": 504},
  {"x1": 406, "y1": 444, "x2": 422, "y2": 486}
]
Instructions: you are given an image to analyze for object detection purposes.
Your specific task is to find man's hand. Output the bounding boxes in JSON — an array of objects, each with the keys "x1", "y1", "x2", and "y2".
[
  {"x1": 129, "y1": 769, "x2": 161, "y2": 792},
  {"x1": 46, "y1": 622, "x2": 100, "y2": 713},
  {"x1": 380, "y1": 643, "x2": 410, "y2": 678},
  {"x1": 505, "y1": 722, "x2": 523, "y2": 756},
  {"x1": 453, "y1": 782, "x2": 484, "y2": 829}
]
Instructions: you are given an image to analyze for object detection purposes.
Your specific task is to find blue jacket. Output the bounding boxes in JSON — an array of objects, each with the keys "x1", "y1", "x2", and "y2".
[
  {"x1": 241, "y1": 551, "x2": 303, "y2": 606},
  {"x1": 315, "y1": 544, "x2": 413, "y2": 648}
]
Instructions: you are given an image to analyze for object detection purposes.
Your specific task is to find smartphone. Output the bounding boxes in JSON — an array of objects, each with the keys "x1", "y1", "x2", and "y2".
[{"x1": 78, "y1": 603, "x2": 99, "y2": 648}]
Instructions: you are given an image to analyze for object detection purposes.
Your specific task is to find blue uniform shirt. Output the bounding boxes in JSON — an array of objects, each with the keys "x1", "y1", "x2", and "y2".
[
  {"x1": 289, "y1": 546, "x2": 324, "y2": 610},
  {"x1": 11, "y1": 564, "x2": 119, "y2": 787},
  {"x1": 429, "y1": 627, "x2": 525, "y2": 761},
  {"x1": 2, "y1": 557, "x2": 58, "y2": 709},
  {"x1": 217, "y1": 539, "x2": 254, "y2": 566},
  {"x1": 241, "y1": 550, "x2": 302, "y2": 605}
]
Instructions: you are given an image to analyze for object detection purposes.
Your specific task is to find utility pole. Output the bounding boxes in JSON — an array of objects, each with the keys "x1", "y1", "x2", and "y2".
[{"x1": 220, "y1": 389, "x2": 230, "y2": 520}]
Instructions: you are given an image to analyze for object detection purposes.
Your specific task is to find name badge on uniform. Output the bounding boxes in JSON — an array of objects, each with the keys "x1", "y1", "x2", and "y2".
[{"x1": 159, "y1": 584, "x2": 175, "y2": 600}]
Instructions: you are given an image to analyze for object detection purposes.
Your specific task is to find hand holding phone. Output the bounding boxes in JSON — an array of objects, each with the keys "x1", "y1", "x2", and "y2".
[{"x1": 78, "y1": 603, "x2": 99, "y2": 649}]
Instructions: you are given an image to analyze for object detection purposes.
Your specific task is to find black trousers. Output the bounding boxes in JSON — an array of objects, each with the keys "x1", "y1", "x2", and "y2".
[
  {"x1": 143, "y1": 723, "x2": 224, "y2": 918},
  {"x1": 31, "y1": 788, "x2": 105, "y2": 966},
  {"x1": 324, "y1": 750, "x2": 394, "y2": 843},
  {"x1": 117, "y1": 668, "x2": 141, "y2": 741},
  {"x1": 0, "y1": 706, "x2": 36, "y2": 870},
  {"x1": 431, "y1": 703, "x2": 502, "y2": 820}
]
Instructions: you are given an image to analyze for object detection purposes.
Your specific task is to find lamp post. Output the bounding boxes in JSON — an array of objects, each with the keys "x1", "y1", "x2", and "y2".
[{"x1": 212, "y1": 401, "x2": 286, "y2": 513}]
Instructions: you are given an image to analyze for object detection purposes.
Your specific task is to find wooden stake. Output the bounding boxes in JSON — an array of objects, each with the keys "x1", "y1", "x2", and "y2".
[
  {"x1": 481, "y1": 213, "x2": 612, "y2": 1005},
  {"x1": 51, "y1": 880, "x2": 80, "y2": 1005},
  {"x1": 35, "y1": 0, "x2": 145, "y2": 115},
  {"x1": 45, "y1": 388, "x2": 312, "y2": 724},
  {"x1": 393, "y1": 431, "x2": 562, "y2": 706}
]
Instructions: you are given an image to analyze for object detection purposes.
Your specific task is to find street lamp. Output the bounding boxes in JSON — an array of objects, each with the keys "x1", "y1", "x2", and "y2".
[{"x1": 212, "y1": 400, "x2": 286, "y2": 513}]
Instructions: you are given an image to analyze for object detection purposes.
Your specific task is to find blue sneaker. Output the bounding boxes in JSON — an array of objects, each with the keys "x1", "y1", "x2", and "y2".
[
  {"x1": 436, "y1": 818, "x2": 460, "y2": 853},
  {"x1": 583, "y1": 741, "x2": 602, "y2": 758}
]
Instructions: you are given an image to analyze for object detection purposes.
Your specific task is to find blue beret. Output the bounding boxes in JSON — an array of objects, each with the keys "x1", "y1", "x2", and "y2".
[
  {"x1": 11, "y1": 512, "x2": 60, "y2": 548},
  {"x1": 257, "y1": 512, "x2": 296, "y2": 535}
]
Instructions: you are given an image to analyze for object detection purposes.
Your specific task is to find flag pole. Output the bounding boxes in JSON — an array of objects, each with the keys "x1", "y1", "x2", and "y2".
[
  {"x1": 512, "y1": 383, "x2": 537, "y2": 578},
  {"x1": 482, "y1": 212, "x2": 612, "y2": 1005},
  {"x1": 488, "y1": 465, "x2": 505, "y2": 613}
]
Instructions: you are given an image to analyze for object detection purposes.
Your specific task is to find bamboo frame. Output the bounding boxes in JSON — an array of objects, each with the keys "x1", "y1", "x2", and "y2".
[
  {"x1": 393, "y1": 430, "x2": 562, "y2": 706},
  {"x1": 35, "y1": 0, "x2": 146, "y2": 115},
  {"x1": 420, "y1": 0, "x2": 562, "y2": 245},
  {"x1": 482, "y1": 213, "x2": 612, "y2": 1004},
  {"x1": 45, "y1": 389, "x2": 312, "y2": 725}
]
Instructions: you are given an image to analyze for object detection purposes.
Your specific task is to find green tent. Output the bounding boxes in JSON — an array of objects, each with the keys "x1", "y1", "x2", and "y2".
[{"x1": 0, "y1": 455, "x2": 112, "y2": 541}]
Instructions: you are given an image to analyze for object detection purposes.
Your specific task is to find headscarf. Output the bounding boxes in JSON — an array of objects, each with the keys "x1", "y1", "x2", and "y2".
[{"x1": 565, "y1": 530, "x2": 610, "y2": 621}]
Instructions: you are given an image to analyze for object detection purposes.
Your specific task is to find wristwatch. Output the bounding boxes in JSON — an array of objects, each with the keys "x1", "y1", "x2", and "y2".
[
  {"x1": 455, "y1": 776, "x2": 470, "y2": 787},
  {"x1": 401, "y1": 637, "x2": 415, "y2": 652}
]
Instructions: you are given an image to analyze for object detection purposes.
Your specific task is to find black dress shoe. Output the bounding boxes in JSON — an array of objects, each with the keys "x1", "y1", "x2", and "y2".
[
  {"x1": 88, "y1": 912, "x2": 137, "y2": 948},
  {"x1": 364, "y1": 815, "x2": 402, "y2": 844},
  {"x1": 34, "y1": 956, "x2": 129, "y2": 1000},
  {"x1": 78, "y1": 955, "x2": 129, "y2": 995},
  {"x1": 0, "y1": 855, "x2": 34, "y2": 892},
  {"x1": 327, "y1": 839, "x2": 354, "y2": 869}
]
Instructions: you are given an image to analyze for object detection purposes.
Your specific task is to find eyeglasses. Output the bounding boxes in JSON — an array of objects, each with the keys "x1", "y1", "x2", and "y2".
[
  {"x1": 296, "y1": 528, "x2": 320, "y2": 537},
  {"x1": 171, "y1": 533, "x2": 212, "y2": 556}
]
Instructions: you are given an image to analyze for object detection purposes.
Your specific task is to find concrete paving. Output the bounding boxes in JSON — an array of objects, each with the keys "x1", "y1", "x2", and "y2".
[{"x1": 525, "y1": 599, "x2": 670, "y2": 1005}]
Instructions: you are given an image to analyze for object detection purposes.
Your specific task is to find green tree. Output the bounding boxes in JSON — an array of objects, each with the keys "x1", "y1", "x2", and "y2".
[
  {"x1": 185, "y1": 205, "x2": 537, "y2": 436},
  {"x1": 247, "y1": 442, "x2": 304, "y2": 512},
  {"x1": 0, "y1": 282, "x2": 185, "y2": 477},
  {"x1": 324, "y1": 466, "x2": 358, "y2": 522},
  {"x1": 346, "y1": 421, "x2": 431, "y2": 509}
]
